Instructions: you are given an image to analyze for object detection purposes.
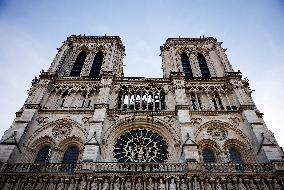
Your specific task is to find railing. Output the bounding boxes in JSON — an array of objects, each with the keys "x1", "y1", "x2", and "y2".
[{"x1": 0, "y1": 162, "x2": 279, "y2": 174}]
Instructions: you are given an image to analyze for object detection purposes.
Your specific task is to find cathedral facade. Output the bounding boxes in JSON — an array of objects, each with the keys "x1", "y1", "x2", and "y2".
[{"x1": 0, "y1": 35, "x2": 283, "y2": 189}]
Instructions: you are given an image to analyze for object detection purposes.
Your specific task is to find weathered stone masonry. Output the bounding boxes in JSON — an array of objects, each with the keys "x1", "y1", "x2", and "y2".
[{"x1": 0, "y1": 35, "x2": 283, "y2": 189}]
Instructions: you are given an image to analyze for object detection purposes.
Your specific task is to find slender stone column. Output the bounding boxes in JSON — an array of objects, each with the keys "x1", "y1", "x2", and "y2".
[
  {"x1": 224, "y1": 93, "x2": 232, "y2": 110},
  {"x1": 206, "y1": 92, "x2": 214, "y2": 111}
]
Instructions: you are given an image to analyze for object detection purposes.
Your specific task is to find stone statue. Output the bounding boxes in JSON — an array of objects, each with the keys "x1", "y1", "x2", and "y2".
[
  {"x1": 90, "y1": 178, "x2": 98, "y2": 190},
  {"x1": 34, "y1": 178, "x2": 44, "y2": 190},
  {"x1": 192, "y1": 177, "x2": 200, "y2": 190},
  {"x1": 158, "y1": 179, "x2": 166, "y2": 190},
  {"x1": 135, "y1": 178, "x2": 143, "y2": 190},
  {"x1": 249, "y1": 179, "x2": 257, "y2": 190},
  {"x1": 237, "y1": 179, "x2": 246, "y2": 190},
  {"x1": 25, "y1": 178, "x2": 34, "y2": 189},
  {"x1": 79, "y1": 176, "x2": 87, "y2": 190},
  {"x1": 46, "y1": 178, "x2": 56, "y2": 190},
  {"x1": 67, "y1": 178, "x2": 76, "y2": 190},
  {"x1": 102, "y1": 179, "x2": 110, "y2": 190},
  {"x1": 113, "y1": 178, "x2": 121, "y2": 190},
  {"x1": 226, "y1": 179, "x2": 234, "y2": 190},
  {"x1": 273, "y1": 179, "x2": 282, "y2": 190},
  {"x1": 215, "y1": 179, "x2": 222, "y2": 190},
  {"x1": 180, "y1": 179, "x2": 188, "y2": 190},
  {"x1": 13, "y1": 178, "x2": 23, "y2": 190},
  {"x1": 260, "y1": 179, "x2": 270, "y2": 190},
  {"x1": 147, "y1": 178, "x2": 155, "y2": 190},
  {"x1": 57, "y1": 178, "x2": 65, "y2": 190},
  {"x1": 169, "y1": 179, "x2": 176, "y2": 190},
  {"x1": 125, "y1": 178, "x2": 132, "y2": 190},
  {"x1": 204, "y1": 179, "x2": 212, "y2": 190},
  {"x1": 2, "y1": 178, "x2": 12, "y2": 190}
]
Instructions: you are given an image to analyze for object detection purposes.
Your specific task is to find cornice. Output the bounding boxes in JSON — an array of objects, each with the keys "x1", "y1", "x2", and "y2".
[{"x1": 39, "y1": 108, "x2": 95, "y2": 114}]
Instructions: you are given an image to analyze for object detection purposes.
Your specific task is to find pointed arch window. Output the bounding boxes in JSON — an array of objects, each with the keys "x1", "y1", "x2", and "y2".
[
  {"x1": 229, "y1": 148, "x2": 243, "y2": 164},
  {"x1": 197, "y1": 53, "x2": 210, "y2": 77},
  {"x1": 34, "y1": 146, "x2": 51, "y2": 163},
  {"x1": 62, "y1": 146, "x2": 80, "y2": 164},
  {"x1": 89, "y1": 51, "x2": 104, "y2": 78},
  {"x1": 181, "y1": 52, "x2": 193, "y2": 79},
  {"x1": 202, "y1": 148, "x2": 216, "y2": 163},
  {"x1": 70, "y1": 51, "x2": 87, "y2": 77}
]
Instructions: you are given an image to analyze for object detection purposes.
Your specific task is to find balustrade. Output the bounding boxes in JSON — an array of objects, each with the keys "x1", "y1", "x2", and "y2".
[
  {"x1": 0, "y1": 162, "x2": 276, "y2": 174},
  {"x1": 187, "y1": 90, "x2": 238, "y2": 111}
]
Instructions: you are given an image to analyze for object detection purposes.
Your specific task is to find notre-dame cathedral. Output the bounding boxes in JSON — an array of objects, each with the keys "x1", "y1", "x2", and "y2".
[{"x1": 0, "y1": 35, "x2": 283, "y2": 189}]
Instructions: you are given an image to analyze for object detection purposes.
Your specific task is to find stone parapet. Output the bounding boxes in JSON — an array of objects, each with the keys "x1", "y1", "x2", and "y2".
[{"x1": 0, "y1": 162, "x2": 283, "y2": 190}]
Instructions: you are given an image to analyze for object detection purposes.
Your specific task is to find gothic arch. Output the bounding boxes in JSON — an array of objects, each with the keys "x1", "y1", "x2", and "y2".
[
  {"x1": 194, "y1": 120, "x2": 255, "y2": 162},
  {"x1": 198, "y1": 139, "x2": 221, "y2": 163},
  {"x1": 194, "y1": 120, "x2": 251, "y2": 145},
  {"x1": 29, "y1": 136, "x2": 55, "y2": 152},
  {"x1": 26, "y1": 118, "x2": 87, "y2": 148},
  {"x1": 224, "y1": 138, "x2": 255, "y2": 163},
  {"x1": 101, "y1": 116, "x2": 181, "y2": 162}
]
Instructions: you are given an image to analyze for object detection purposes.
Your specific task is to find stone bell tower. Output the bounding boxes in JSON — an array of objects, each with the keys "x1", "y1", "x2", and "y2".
[
  {"x1": 0, "y1": 35, "x2": 125, "y2": 163},
  {"x1": 160, "y1": 37, "x2": 283, "y2": 162}
]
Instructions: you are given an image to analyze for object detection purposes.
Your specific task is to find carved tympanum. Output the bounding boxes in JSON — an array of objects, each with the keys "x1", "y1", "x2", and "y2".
[
  {"x1": 207, "y1": 125, "x2": 228, "y2": 141},
  {"x1": 52, "y1": 123, "x2": 72, "y2": 139}
]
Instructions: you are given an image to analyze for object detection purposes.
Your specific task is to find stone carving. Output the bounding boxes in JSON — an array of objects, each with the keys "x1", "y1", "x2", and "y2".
[
  {"x1": 79, "y1": 176, "x2": 87, "y2": 190},
  {"x1": 0, "y1": 175, "x2": 283, "y2": 190},
  {"x1": 135, "y1": 178, "x2": 143, "y2": 190},
  {"x1": 273, "y1": 179, "x2": 282, "y2": 190},
  {"x1": 13, "y1": 178, "x2": 23, "y2": 190},
  {"x1": 207, "y1": 126, "x2": 228, "y2": 141},
  {"x1": 109, "y1": 114, "x2": 120, "y2": 122},
  {"x1": 180, "y1": 179, "x2": 188, "y2": 190},
  {"x1": 147, "y1": 178, "x2": 155, "y2": 190},
  {"x1": 229, "y1": 117, "x2": 241, "y2": 127},
  {"x1": 82, "y1": 116, "x2": 93, "y2": 126},
  {"x1": 164, "y1": 115, "x2": 176, "y2": 125},
  {"x1": 1, "y1": 35, "x2": 284, "y2": 190},
  {"x1": 36, "y1": 117, "x2": 49, "y2": 125},
  {"x1": 169, "y1": 179, "x2": 176, "y2": 190},
  {"x1": 226, "y1": 179, "x2": 234, "y2": 190},
  {"x1": 114, "y1": 128, "x2": 168, "y2": 162},
  {"x1": 249, "y1": 179, "x2": 257, "y2": 190},
  {"x1": 237, "y1": 179, "x2": 246, "y2": 190},
  {"x1": 52, "y1": 123, "x2": 72, "y2": 139},
  {"x1": 204, "y1": 179, "x2": 212, "y2": 190},
  {"x1": 192, "y1": 177, "x2": 200, "y2": 190},
  {"x1": 57, "y1": 178, "x2": 65, "y2": 190},
  {"x1": 34, "y1": 178, "x2": 44, "y2": 190},
  {"x1": 2, "y1": 178, "x2": 12, "y2": 190},
  {"x1": 260, "y1": 179, "x2": 269, "y2": 190},
  {"x1": 102, "y1": 179, "x2": 110, "y2": 190},
  {"x1": 26, "y1": 178, "x2": 34, "y2": 189},
  {"x1": 113, "y1": 178, "x2": 121, "y2": 190},
  {"x1": 125, "y1": 178, "x2": 132, "y2": 190},
  {"x1": 46, "y1": 178, "x2": 56, "y2": 190},
  {"x1": 67, "y1": 178, "x2": 76, "y2": 190},
  {"x1": 158, "y1": 178, "x2": 166, "y2": 190},
  {"x1": 190, "y1": 118, "x2": 202, "y2": 126},
  {"x1": 215, "y1": 179, "x2": 222, "y2": 190}
]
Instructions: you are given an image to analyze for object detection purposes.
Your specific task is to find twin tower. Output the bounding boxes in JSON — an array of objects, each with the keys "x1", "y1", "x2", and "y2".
[{"x1": 0, "y1": 35, "x2": 283, "y2": 189}]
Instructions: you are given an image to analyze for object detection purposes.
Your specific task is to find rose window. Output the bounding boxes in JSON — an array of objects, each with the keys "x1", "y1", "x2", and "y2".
[{"x1": 114, "y1": 129, "x2": 168, "y2": 162}]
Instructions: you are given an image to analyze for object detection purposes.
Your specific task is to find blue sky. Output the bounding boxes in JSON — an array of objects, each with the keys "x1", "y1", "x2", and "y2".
[{"x1": 0, "y1": 0, "x2": 284, "y2": 147}]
